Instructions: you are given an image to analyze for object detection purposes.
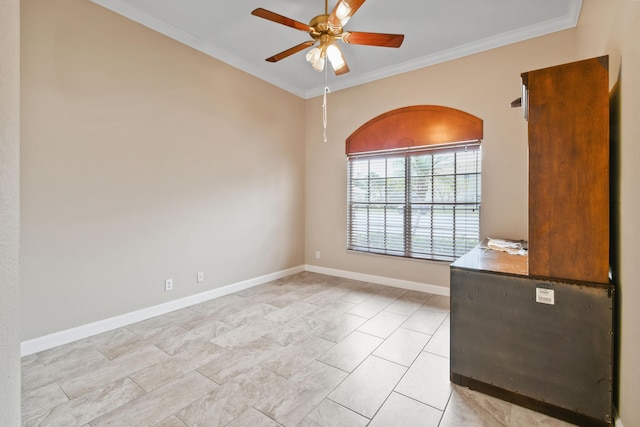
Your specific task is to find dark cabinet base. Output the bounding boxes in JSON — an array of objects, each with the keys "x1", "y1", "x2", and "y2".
[
  {"x1": 450, "y1": 244, "x2": 614, "y2": 427},
  {"x1": 450, "y1": 374, "x2": 611, "y2": 427}
]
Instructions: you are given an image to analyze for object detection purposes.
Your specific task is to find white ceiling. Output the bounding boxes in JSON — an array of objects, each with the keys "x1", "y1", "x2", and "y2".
[{"x1": 90, "y1": 0, "x2": 583, "y2": 99}]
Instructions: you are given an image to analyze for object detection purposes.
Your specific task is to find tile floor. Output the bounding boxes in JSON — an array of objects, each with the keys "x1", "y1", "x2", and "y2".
[{"x1": 21, "y1": 272, "x2": 575, "y2": 426}]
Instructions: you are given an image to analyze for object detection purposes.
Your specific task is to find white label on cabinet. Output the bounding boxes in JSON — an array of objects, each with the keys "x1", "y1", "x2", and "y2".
[{"x1": 536, "y1": 288, "x2": 555, "y2": 305}]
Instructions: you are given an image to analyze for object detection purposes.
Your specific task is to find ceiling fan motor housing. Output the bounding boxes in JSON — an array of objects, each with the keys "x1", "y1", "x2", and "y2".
[{"x1": 310, "y1": 14, "x2": 342, "y2": 42}]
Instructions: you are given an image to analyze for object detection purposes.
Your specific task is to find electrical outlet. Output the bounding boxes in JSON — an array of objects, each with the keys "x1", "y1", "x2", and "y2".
[
  {"x1": 165, "y1": 278, "x2": 173, "y2": 291},
  {"x1": 315, "y1": 251, "x2": 320, "y2": 259},
  {"x1": 197, "y1": 272, "x2": 204, "y2": 283}
]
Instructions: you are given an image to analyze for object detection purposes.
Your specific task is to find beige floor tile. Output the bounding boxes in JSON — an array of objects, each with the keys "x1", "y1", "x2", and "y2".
[
  {"x1": 286, "y1": 277, "x2": 326, "y2": 291},
  {"x1": 220, "y1": 302, "x2": 280, "y2": 326},
  {"x1": 21, "y1": 353, "x2": 39, "y2": 369},
  {"x1": 424, "y1": 294, "x2": 451, "y2": 311},
  {"x1": 226, "y1": 407, "x2": 281, "y2": 427},
  {"x1": 129, "y1": 341, "x2": 227, "y2": 391},
  {"x1": 189, "y1": 294, "x2": 250, "y2": 317},
  {"x1": 30, "y1": 378, "x2": 145, "y2": 427},
  {"x1": 395, "y1": 351, "x2": 452, "y2": 410},
  {"x1": 234, "y1": 285, "x2": 291, "y2": 304},
  {"x1": 197, "y1": 337, "x2": 280, "y2": 384},
  {"x1": 298, "y1": 398, "x2": 369, "y2": 427},
  {"x1": 317, "y1": 331, "x2": 383, "y2": 372},
  {"x1": 510, "y1": 404, "x2": 577, "y2": 426},
  {"x1": 90, "y1": 371, "x2": 216, "y2": 426},
  {"x1": 328, "y1": 355, "x2": 406, "y2": 418},
  {"x1": 402, "y1": 305, "x2": 449, "y2": 335},
  {"x1": 373, "y1": 327, "x2": 431, "y2": 366},
  {"x1": 22, "y1": 347, "x2": 108, "y2": 394},
  {"x1": 176, "y1": 366, "x2": 287, "y2": 427},
  {"x1": 255, "y1": 360, "x2": 348, "y2": 426},
  {"x1": 21, "y1": 355, "x2": 46, "y2": 392},
  {"x1": 210, "y1": 318, "x2": 279, "y2": 349},
  {"x1": 403, "y1": 289, "x2": 435, "y2": 301},
  {"x1": 340, "y1": 289, "x2": 375, "y2": 304},
  {"x1": 302, "y1": 287, "x2": 349, "y2": 306},
  {"x1": 59, "y1": 345, "x2": 171, "y2": 399},
  {"x1": 235, "y1": 283, "x2": 282, "y2": 297},
  {"x1": 154, "y1": 415, "x2": 188, "y2": 427},
  {"x1": 262, "y1": 301, "x2": 319, "y2": 324},
  {"x1": 98, "y1": 324, "x2": 186, "y2": 360},
  {"x1": 312, "y1": 312, "x2": 368, "y2": 343},
  {"x1": 371, "y1": 285, "x2": 408, "y2": 301},
  {"x1": 125, "y1": 308, "x2": 203, "y2": 337},
  {"x1": 439, "y1": 384, "x2": 511, "y2": 427},
  {"x1": 384, "y1": 296, "x2": 425, "y2": 317},
  {"x1": 22, "y1": 381, "x2": 69, "y2": 426},
  {"x1": 92, "y1": 328, "x2": 141, "y2": 359},
  {"x1": 266, "y1": 291, "x2": 313, "y2": 308},
  {"x1": 347, "y1": 297, "x2": 391, "y2": 318},
  {"x1": 35, "y1": 329, "x2": 122, "y2": 365},
  {"x1": 260, "y1": 334, "x2": 334, "y2": 379},
  {"x1": 154, "y1": 317, "x2": 235, "y2": 355},
  {"x1": 263, "y1": 315, "x2": 326, "y2": 346},
  {"x1": 178, "y1": 307, "x2": 230, "y2": 331},
  {"x1": 357, "y1": 310, "x2": 408, "y2": 339},
  {"x1": 307, "y1": 299, "x2": 356, "y2": 322},
  {"x1": 424, "y1": 315, "x2": 450, "y2": 358},
  {"x1": 369, "y1": 392, "x2": 443, "y2": 427}
]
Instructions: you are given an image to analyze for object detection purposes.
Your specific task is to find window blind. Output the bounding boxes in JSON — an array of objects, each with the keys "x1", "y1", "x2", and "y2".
[{"x1": 347, "y1": 142, "x2": 481, "y2": 262}]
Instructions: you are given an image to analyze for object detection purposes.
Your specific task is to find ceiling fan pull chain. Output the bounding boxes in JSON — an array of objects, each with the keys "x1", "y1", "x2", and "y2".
[
  {"x1": 323, "y1": 63, "x2": 330, "y2": 143},
  {"x1": 323, "y1": 85, "x2": 330, "y2": 143}
]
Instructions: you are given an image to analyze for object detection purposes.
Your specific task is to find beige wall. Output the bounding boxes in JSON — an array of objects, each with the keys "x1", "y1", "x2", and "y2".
[
  {"x1": 0, "y1": 0, "x2": 21, "y2": 423},
  {"x1": 20, "y1": 0, "x2": 306, "y2": 340},
  {"x1": 609, "y1": 2, "x2": 640, "y2": 425},
  {"x1": 304, "y1": 0, "x2": 639, "y2": 425}
]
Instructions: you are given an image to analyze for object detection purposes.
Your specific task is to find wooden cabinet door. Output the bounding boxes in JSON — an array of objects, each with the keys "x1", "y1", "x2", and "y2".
[{"x1": 525, "y1": 56, "x2": 609, "y2": 284}]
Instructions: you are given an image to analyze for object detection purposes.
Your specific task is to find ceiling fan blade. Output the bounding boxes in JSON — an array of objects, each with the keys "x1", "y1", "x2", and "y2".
[
  {"x1": 328, "y1": 0, "x2": 366, "y2": 30},
  {"x1": 342, "y1": 31, "x2": 405, "y2": 48},
  {"x1": 251, "y1": 8, "x2": 310, "y2": 32},
  {"x1": 266, "y1": 41, "x2": 316, "y2": 63}
]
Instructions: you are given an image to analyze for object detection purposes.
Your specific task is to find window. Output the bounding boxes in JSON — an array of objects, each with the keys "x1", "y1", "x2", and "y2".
[{"x1": 347, "y1": 142, "x2": 481, "y2": 262}]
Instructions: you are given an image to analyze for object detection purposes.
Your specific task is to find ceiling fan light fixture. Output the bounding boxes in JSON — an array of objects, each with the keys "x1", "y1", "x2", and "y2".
[
  {"x1": 326, "y1": 43, "x2": 345, "y2": 71},
  {"x1": 306, "y1": 46, "x2": 325, "y2": 71}
]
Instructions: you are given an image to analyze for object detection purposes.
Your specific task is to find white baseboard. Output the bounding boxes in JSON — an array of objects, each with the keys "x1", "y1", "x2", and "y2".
[
  {"x1": 20, "y1": 265, "x2": 305, "y2": 356},
  {"x1": 21, "y1": 264, "x2": 449, "y2": 356},
  {"x1": 305, "y1": 264, "x2": 450, "y2": 296},
  {"x1": 614, "y1": 407, "x2": 623, "y2": 427}
]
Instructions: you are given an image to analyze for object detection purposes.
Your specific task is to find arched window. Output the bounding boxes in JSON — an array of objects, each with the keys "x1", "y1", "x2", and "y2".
[{"x1": 346, "y1": 105, "x2": 483, "y2": 262}]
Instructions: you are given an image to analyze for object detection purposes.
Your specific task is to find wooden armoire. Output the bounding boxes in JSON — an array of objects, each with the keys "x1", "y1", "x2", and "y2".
[{"x1": 450, "y1": 56, "x2": 614, "y2": 427}]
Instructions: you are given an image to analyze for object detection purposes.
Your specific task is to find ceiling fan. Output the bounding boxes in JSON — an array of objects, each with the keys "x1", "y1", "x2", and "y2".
[{"x1": 251, "y1": 0, "x2": 405, "y2": 75}]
